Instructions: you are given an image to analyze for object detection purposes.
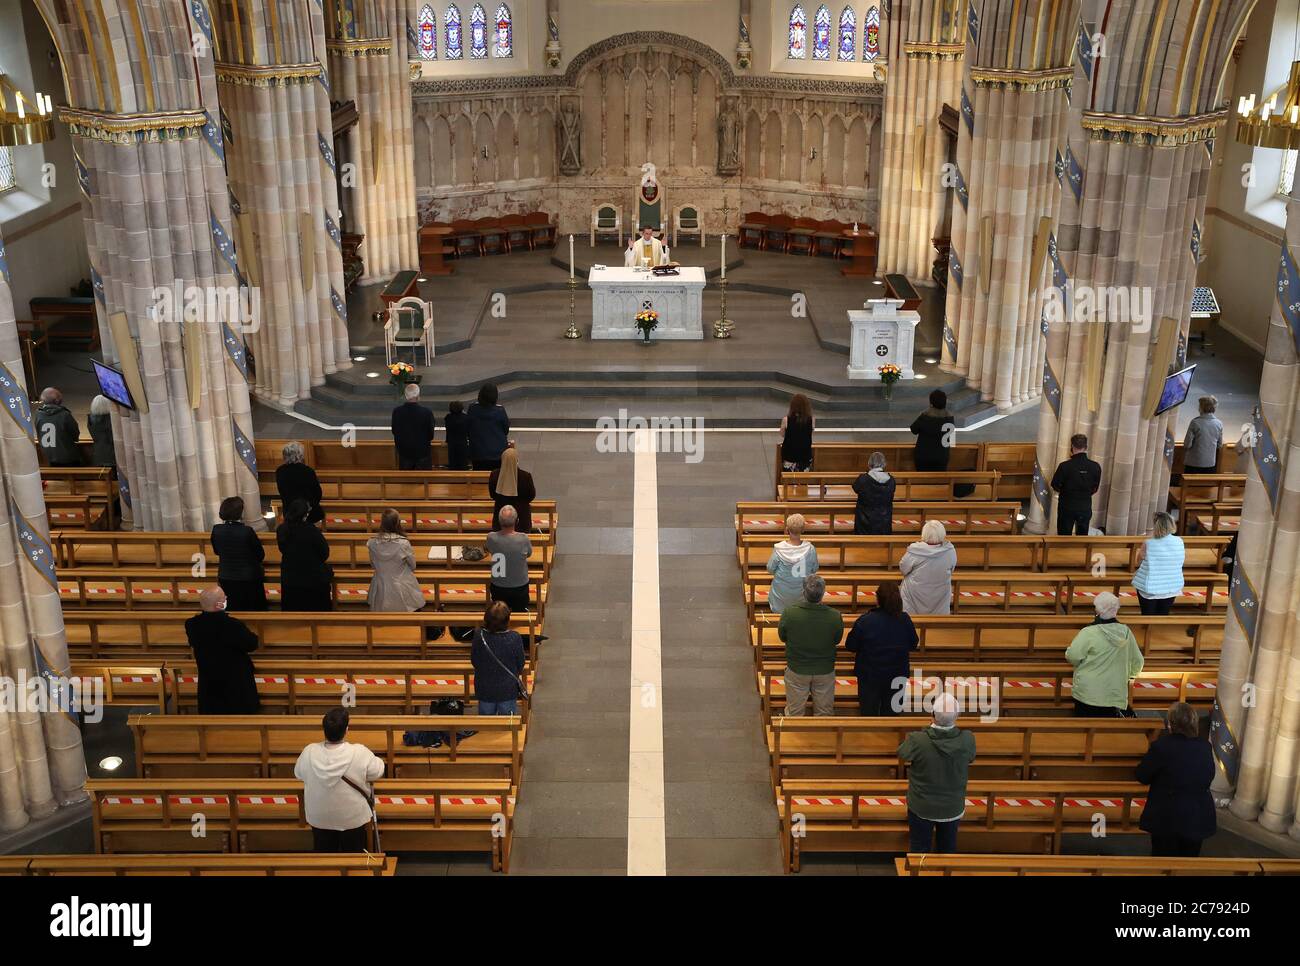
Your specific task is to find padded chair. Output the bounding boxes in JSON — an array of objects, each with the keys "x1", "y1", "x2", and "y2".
[
  {"x1": 763, "y1": 214, "x2": 794, "y2": 254},
  {"x1": 501, "y1": 215, "x2": 531, "y2": 253},
  {"x1": 450, "y1": 219, "x2": 482, "y2": 258},
  {"x1": 739, "y1": 211, "x2": 769, "y2": 250},
  {"x1": 525, "y1": 211, "x2": 557, "y2": 249},
  {"x1": 673, "y1": 205, "x2": 704, "y2": 248},
  {"x1": 591, "y1": 204, "x2": 622, "y2": 246},
  {"x1": 787, "y1": 217, "x2": 819, "y2": 256},
  {"x1": 384, "y1": 298, "x2": 435, "y2": 367},
  {"x1": 814, "y1": 219, "x2": 848, "y2": 258},
  {"x1": 478, "y1": 217, "x2": 507, "y2": 257}
]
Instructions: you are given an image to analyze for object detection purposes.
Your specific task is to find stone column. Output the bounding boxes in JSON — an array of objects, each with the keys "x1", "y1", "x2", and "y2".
[
  {"x1": 1216, "y1": 179, "x2": 1300, "y2": 838},
  {"x1": 877, "y1": 0, "x2": 964, "y2": 279},
  {"x1": 211, "y1": 1, "x2": 352, "y2": 406},
  {"x1": 942, "y1": 0, "x2": 1076, "y2": 412},
  {"x1": 328, "y1": 1, "x2": 420, "y2": 282},
  {"x1": 0, "y1": 229, "x2": 87, "y2": 830},
  {"x1": 34, "y1": 0, "x2": 262, "y2": 532},
  {"x1": 1024, "y1": 0, "x2": 1248, "y2": 537}
]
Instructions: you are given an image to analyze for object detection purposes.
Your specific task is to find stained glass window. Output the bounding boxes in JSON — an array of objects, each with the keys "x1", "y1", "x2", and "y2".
[
  {"x1": 445, "y1": 5, "x2": 463, "y2": 60},
  {"x1": 788, "y1": 5, "x2": 807, "y2": 59},
  {"x1": 418, "y1": 5, "x2": 437, "y2": 60},
  {"x1": 812, "y1": 6, "x2": 831, "y2": 60},
  {"x1": 863, "y1": 4, "x2": 881, "y2": 61},
  {"x1": 837, "y1": 7, "x2": 856, "y2": 61},
  {"x1": 494, "y1": 4, "x2": 512, "y2": 57},
  {"x1": 470, "y1": 4, "x2": 487, "y2": 59}
]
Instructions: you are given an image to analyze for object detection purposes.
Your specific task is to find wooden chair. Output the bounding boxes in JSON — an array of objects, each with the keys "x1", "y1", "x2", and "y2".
[
  {"x1": 787, "y1": 217, "x2": 819, "y2": 256},
  {"x1": 477, "y1": 217, "x2": 507, "y2": 256},
  {"x1": 384, "y1": 298, "x2": 435, "y2": 367},
  {"x1": 525, "y1": 211, "x2": 556, "y2": 248},
  {"x1": 813, "y1": 219, "x2": 848, "y2": 258},
  {"x1": 450, "y1": 219, "x2": 482, "y2": 258},
  {"x1": 500, "y1": 215, "x2": 531, "y2": 253},
  {"x1": 763, "y1": 214, "x2": 794, "y2": 253},
  {"x1": 672, "y1": 204, "x2": 704, "y2": 248},
  {"x1": 591, "y1": 204, "x2": 622, "y2": 246},
  {"x1": 739, "y1": 211, "x2": 769, "y2": 249}
]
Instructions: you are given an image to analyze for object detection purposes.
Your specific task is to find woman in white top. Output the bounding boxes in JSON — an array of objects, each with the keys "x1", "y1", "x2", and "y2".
[
  {"x1": 766, "y1": 514, "x2": 819, "y2": 614},
  {"x1": 294, "y1": 707, "x2": 384, "y2": 852}
]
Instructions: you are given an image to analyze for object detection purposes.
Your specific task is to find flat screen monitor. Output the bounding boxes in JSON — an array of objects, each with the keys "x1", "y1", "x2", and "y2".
[
  {"x1": 92, "y1": 360, "x2": 136, "y2": 411},
  {"x1": 1154, "y1": 364, "x2": 1196, "y2": 417}
]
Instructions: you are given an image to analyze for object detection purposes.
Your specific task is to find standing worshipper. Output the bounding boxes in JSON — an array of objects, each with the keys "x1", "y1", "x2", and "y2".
[
  {"x1": 276, "y1": 442, "x2": 325, "y2": 524},
  {"x1": 185, "y1": 587, "x2": 260, "y2": 714},
  {"x1": 210, "y1": 496, "x2": 268, "y2": 611},
  {"x1": 277, "y1": 499, "x2": 334, "y2": 611},
  {"x1": 467, "y1": 383, "x2": 510, "y2": 471},
  {"x1": 489, "y1": 446, "x2": 536, "y2": 533},
  {"x1": 366, "y1": 509, "x2": 426, "y2": 612},
  {"x1": 392, "y1": 383, "x2": 435, "y2": 470},
  {"x1": 1050, "y1": 434, "x2": 1102, "y2": 535},
  {"x1": 779, "y1": 395, "x2": 815, "y2": 472},
  {"x1": 852, "y1": 452, "x2": 896, "y2": 535}
]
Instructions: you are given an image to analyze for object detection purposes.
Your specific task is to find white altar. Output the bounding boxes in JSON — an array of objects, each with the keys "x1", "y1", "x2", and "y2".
[
  {"x1": 847, "y1": 299, "x2": 920, "y2": 379},
  {"x1": 588, "y1": 266, "x2": 707, "y2": 340}
]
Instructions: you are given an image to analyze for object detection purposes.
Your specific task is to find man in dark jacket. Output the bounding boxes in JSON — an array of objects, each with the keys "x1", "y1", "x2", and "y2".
[
  {"x1": 898, "y1": 693, "x2": 977, "y2": 853},
  {"x1": 392, "y1": 383, "x2": 435, "y2": 470},
  {"x1": 185, "y1": 587, "x2": 260, "y2": 714},
  {"x1": 1050, "y1": 433, "x2": 1102, "y2": 535},
  {"x1": 35, "y1": 388, "x2": 83, "y2": 466},
  {"x1": 1135, "y1": 702, "x2": 1216, "y2": 856},
  {"x1": 467, "y1": 383, "x2": 510, "y2": 470},
  {"x1": 851, "y1": 452, "x2": 896, "y2": 534}
]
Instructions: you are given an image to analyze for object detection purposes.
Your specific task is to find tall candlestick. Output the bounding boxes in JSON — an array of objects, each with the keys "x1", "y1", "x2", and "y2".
[
  {"x1": 721, "y1": 233, "x2": 726, "y2": 279},
  {"x1": 569, "y1": 234, "x2": 575, "y2": 279}
]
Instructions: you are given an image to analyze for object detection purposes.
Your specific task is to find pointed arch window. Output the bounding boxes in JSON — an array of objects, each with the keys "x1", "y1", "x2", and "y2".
[
  {"x1": 445, "y1": 5, "x2": 463, "y2": 59},
  {"x1": 863, "y1": 4, "x2": 881, "y2": 61},
  {"x1": 788, "y1": 5, "x2": 807, "y2": 59},
  {"x1": 837, "y1": 7, "x2": 856, "y2": 61},
  {"x1": 470, "y1": 4, "x2": 488, "y2": 59},
  {"x1": 812, "y1": 6, "x2": 832, "y2": 60},
  {"x1": 493, "y1": 4, "x2": 512, "y2": 58},
  {"x1": 418, "y1": 5, "x2": 437, "y2": 60}
]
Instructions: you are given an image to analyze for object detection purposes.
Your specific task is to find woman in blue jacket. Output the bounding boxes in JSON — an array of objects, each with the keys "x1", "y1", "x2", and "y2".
[
  {"x1": 1132, "y1": 511, "x2": 1185, "y2": 615},
  {"x1": 1135, "y1": 702, "x2": 1216, "y2": 856},
  {"x1": 467, "y1": 383, "x2": 510, "y2": 470},
  {"x1": 844, "y1": 580, "x2": 917, "y2": 715}
]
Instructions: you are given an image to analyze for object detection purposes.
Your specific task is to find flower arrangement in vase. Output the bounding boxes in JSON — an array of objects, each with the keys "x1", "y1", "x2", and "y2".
[
  {"x1": 634, "y1": 308, "x2": 660, "y2": 344},
  {"x1": 388, "y1": 362, "x2": 420, "y2": 397},
  {"x1": 878, "y1": 363, "x2": 902, "y2": 400}
]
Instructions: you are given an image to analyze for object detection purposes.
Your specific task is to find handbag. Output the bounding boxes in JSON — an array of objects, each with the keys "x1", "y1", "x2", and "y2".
[
  {"x1": 478, "y1": 628, "x2": 529, "y2": 701},
  {"x1": 339, "y1": 762, "x2": 381, "y2": 852}
]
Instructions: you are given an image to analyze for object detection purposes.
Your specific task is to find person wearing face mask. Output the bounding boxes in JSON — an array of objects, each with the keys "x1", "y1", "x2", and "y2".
[{"x1": 185, "y1": 587, "x2": 261, "y2": 714}]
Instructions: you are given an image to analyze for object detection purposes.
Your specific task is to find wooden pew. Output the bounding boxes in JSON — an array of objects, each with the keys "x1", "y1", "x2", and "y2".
[
  {"x1": 756, "y1": 664, "x2": 1220, "y2": 719},
  {"x1": 1168, "y1": 474, "x2": 1245, "y2": 533},
  {"x1": 130, "y1": 713, "x2": 525, "y2": 782},
  {"x1": 53, "y1": 529, "x2": 556, "y2": 582},
  {"x1": 777, "y1": 471, "x2": 1003, "y2": 503},
  {"x1": 750, "y1": 613, "x2": 1223, "y2": 667},
  {"x1": 736, "y1": 502, "x2": 1022, "y2": 537},
  {"x1": 257, "y1": 439, "x2": 450, "y2": 471},
  {"x1": 777, "y1": 780, "x2": 1148, "y2": 871},
  {"x1": 742, "y1": 570, "x2": 1228, "y2": 622},
  {"x1": 894, "y1": 854, "x2": 1298, "y2": 876},
  {"x1": 87, "y1": 778, "x2": 514, "y2": 871},
  {"x1": 774, "y1": 443, "x2": 984, "y2": 497},
  {"x1": 63, "y1": 610, "x2": 542, "y2": 663},
  {"x1": 264, "y1": 469, "x2": 490, "y2": 502},
  {"x1": 737, "y1": 533, "x2": 1233, "y2": 574},
  {"x1": 42, "y1": 466, "x2": 117, "y2": 527},
  {"x1": 0, "y1": 853, "x2": 397, "y2": 876},
  {"x1": 56, "y1": 567, "x2": 549, "y2": 620},
  {"x1": 768, "y1": 716, "x2": 1166, "y2": 783},
  {"x1": 1187, "y1": 504, "x2": 1240, "y2": 534},
  {"x1": 72, "y1": 660, "x2": 537, "y2": 717},
  {"x1": 307, "y1": 500, "x2": 557, "y2": 535},
  {"x1": 45, "y1": 494, "x2": 108, "y2": 530}
]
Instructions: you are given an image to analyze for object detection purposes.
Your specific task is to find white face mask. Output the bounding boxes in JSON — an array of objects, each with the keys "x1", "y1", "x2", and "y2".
[{"x1": 216, "y1": 599, "x2": 227, "y2": 612}]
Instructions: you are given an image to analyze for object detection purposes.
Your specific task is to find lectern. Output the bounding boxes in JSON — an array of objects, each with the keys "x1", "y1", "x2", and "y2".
[{"x1": 847, "y1": 299, "x2": 920, "y2": 380}]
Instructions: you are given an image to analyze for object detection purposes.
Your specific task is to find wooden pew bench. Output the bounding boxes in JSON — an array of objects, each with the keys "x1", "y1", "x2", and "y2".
[
  {"x1": 749, "y1": 614, "x2": 1224, "y2": 667},
  {"x1": 44, "y1": 494, "x2": 108, "y2": 529},
  {"x1": 72, "y1": 660, "x2": 538, "y2": 717},
  {"x1": 777, "y1": 780, "x2": 1148, "y2": 872},
  {"x1": 0, "y1": 853, "x2": 397, "y2": 876},
  {"x1": 1187, "y1": 505, "x2": 1240, "y2": 534},
  {"x1": 63, "y1": 610, "x2": 542, "y2": 663},
  {"x1": 1168, "y1": 474, "x2": 1245, "y2": 533},
  {"x1": 257, "y1": 439, "x2": 450, "y2": 471},
  {"x1": 768, "y1": 716, "x2": 1166, "y2": 783},
  {"x1": 756, "y1": 664, "x2": 1220, "y2": 719},
  {"x1": 307, "y1": 500, "x2": 557, "y2": 536},
  {"x1": 87, "y1": 778, "x2": 514, "y2": 871},
  {"x1": 776, "y1": 471, "x2": 1003, "y2": 503},
  {"x1": 130, "y1": 714, "x2": 525, "y2": 782},
  {"x1": 894, "y1": 854, "x2": 1298, "y2": 876},
  {"x1": 736, "y1": 502, "x2": 1022, "y2": 537},
  {"x1": 265, "y1": 470, "x2": 491, "y2": 502}
]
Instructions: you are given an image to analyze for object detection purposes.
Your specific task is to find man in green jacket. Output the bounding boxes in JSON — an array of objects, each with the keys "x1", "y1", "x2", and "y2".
[
  {"x1": 899, "y1": 693, "x2": 976, "y2": 853},
  {"x1": 34, "y1": 387, "x2": 83, "y2": 467},
  {"x1": 777, "y1": 575, "x2": 843, "y2": 716},
  {"x1": 1065, "y1": 591, "x2": 1144, "y2": 716}
]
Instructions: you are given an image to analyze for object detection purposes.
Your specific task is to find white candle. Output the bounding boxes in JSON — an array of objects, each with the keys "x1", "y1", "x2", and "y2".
[
  {"x1": 721, "y1": 233, "x2": 726, "y2": 279},
  {"x1": 569, "y1": 234, "x2": 574, "y2": 279}
]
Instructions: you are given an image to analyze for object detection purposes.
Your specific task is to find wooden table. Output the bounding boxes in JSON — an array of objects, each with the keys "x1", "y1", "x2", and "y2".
[
  {"x1": 418, "y1": 225, "x2": 455, "y2": 277},
  {"x1": 840, "y1": 229, "x2": 878, "y2": 277},
  {"x1": 380, "y1": 270, "x2": 420, "y2": 308}
]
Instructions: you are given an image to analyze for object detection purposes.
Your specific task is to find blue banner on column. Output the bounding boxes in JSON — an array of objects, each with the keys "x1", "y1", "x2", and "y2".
[
  {"x1": 960, "y1": 87, "x2": 974, "y2": 137},
  {"x1": 967, "y1": 2, "x2": 980, "y2": 45},
  {"x1": 202, "y1": 111, "x2": 225, "y2": 162},
  {"x1": 1054, "y1": 148, "x2": 1065, "y2": 187},
  {"x1": 1047, "y1": 233, "x2": 1069, "y2": 317},
  {"x1": 1032, "y1": 459, "x2": 1052, "y2": 518},
  {"x1": 231, "y1": 417, "x2": 258, "y2": 479},
  {"x1": 949, "y1": 248, "x2": 963, "y2": 290},
  {"x1": 1251, "y1": 408, "x2": 1282, "y2": 513},
  {"x1": 331, "y1": 288, "x2": 347, "y2": 322},
  {"x1": 119, "y1": 473, "x2": 131, "y2": 509},
  {"x1": 0, "y1": 235, "x2": 8, "y2": 285},
  {"x1": 75, "y1": 153, "x2": 91, "y2": 198},
  {"x1": 1042, "y1": 360, "x2": 1061, "y2": 418},
  {"x1": 91, "y1": 266, "x2": 105, "y2": 305},
  {"x1": 10, "y1": 496, "x2": 58, "y2": 590},
  {"x1": 325, "y1": 212, "x2": 342, "y2": 249},
  {"x1": 1210, "y1": 699, "x2": 1241, "y2": 785},
  {"x1": 1040, "y1": 310, "x2": 1050, "y2": 338},
  {"x1": 189, "y1": 0, "x2": 215, "y2": 52},
  {"x1": 210, "y1": 210, "x2": 242, "y2": 282},
  {"x1": 1164, "y1": 429, "x2": 1175, "y2": 469},
  {"x1": 953, "y1": 164, "x2": 969, "y2": 212},
  {"x1": 1077, "y1": 24, "x2": 1095, "y2": 81},
  {"x1": 222, "y1": 320, "x2": 249, "y2": 377},
  {"x1": 229, "y1": 189, "x2": 242, "y2": 217},
  {"x1": 942, "y1": 323, "x2": 957, "y2": 362},
  {"x1": 1064, "y1": 146, "x2": 1083, "y2": 201},
  {"x1": 1229, "y1": 560, "x2": 1260, "y2": 645},
  {"x1": 1277, "y1": 241, "x2": 1300, "y2": 354},
  {"x1": 318, "y1": 133, "x2": 336, "y2": 173},
  {"x1": 1190, "y1": 219, "x2": 1202, "y2": 262},
  {"x1": 0, "y1": 362, "x2": 34, "y2": 438}
]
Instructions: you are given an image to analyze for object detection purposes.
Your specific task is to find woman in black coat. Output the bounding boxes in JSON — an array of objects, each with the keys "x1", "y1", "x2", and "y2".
[
  {"x1": 851, "y1": 452, "x2": 896, "y2": 535},
  {"x1": 910, "y1": 389, "x2": 954, "y2": 472},
  {"x1": 843, "y1": 581, "x2": 917, "y2": 715},
  {"x1": 1135, "y1": 702, "x2": 1217, "y2": 857},
  {"x1": 275, "y1": 441, "x2": 325, "y2": 524},
  {"x1": 276, "y1": 499, "x2": 334, "y2": 611},
  {"x1": 210, "y1": 496, "x2": 267, "y2": 611}
]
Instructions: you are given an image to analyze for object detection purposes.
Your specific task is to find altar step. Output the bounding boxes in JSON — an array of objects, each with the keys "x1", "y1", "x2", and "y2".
[{"x1": 295, "y1": 372, "x2": 999, "y2": 429}]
